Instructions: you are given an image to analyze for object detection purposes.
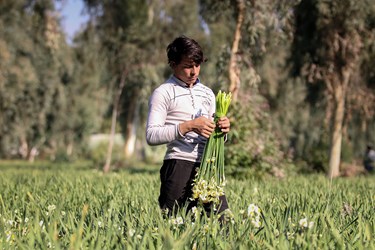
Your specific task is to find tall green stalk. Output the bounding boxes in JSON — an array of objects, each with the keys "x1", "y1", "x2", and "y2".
[{"x1": 192, "y1": 91, "x2": 232, "y2": 205}]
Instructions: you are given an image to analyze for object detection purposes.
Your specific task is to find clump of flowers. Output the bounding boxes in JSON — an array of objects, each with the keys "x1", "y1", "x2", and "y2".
[
  {"x1": 169, "y1": 216, "x2": 184, "y2": 230},
  {"x1": 299, "y1": 217, "x2": 314, "y2": 229},
  {"x1": 247, "y1": 203, "x2": 262, "y2": 228},
  {"x1": 192, "y1": 91, "x2": 232, "y2": 205}
]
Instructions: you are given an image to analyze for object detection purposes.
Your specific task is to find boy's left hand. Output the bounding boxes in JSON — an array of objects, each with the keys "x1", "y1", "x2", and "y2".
[{"x1": 217, "y1": 116, "x2": 230, "y2": 133}]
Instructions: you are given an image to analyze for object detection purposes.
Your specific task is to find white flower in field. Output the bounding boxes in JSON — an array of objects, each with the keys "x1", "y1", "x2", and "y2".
[
  {"x1": 97, "y1": 221, "x2": 103, "y2": 228},
  {"x1": 252, "y1": 219, "x2": 262, "y2": 228},
  {"x1": 48, "y1": 205, "x2": 56, "y2": 212},
  {"x1": 299, "y1": 218, "x2": 308, "y2": 228},
  {"x1": 247, "y1": 204, "x2": 261, "y2": 217},
  {"x1": 299, "y1": 217, "x2": 314, "y2": 229},
  {"x1": 239, "y1": 209, "x2": 245, "y2": 215},
  {"x1": 6, "y1": 230, "x2": 12, "y2": 242},
  {"x1": 61, "y1": 211, "x2": 66, "y2": 216},
  {"x1": 24, "y1": 217, "x2": 29, "y2": 223},
  {"x1": 170, "y1": 216, "x2": 184, "y2": 225},
  {"x1": 246, "y1": 204, "x2": 262, "y2": 228},
  {"x1": 39, "y1": 220, "x2": 45, "y2": 230},
  {"x1": 128, "y1": 229, "x2": 135, "y2": 237},
  {"x1": 191, "y1": 206, "x2": 200, "y2": 220},
  {"x1": 136, "y1": 235, "x2": 142, "y2": 239},
  {"x1": 192, "y1": 206, "x2": 197, "y2": 213},
  {"x1": 7, "y1": 220, "x2": 14, "y2": 226},
  {"x1": 192, "y1": 242, "x2": 197, "y2": 250}
]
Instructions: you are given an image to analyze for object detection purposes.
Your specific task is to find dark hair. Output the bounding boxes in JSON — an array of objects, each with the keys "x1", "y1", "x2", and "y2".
[{"x1": 166, "y1": 36, "x2": 207, "y2": 66}]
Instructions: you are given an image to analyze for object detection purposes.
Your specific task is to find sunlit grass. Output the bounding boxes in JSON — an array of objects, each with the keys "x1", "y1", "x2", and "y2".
[{"x1": 0, "y1": 162, "x2": 374, "y2": 249}]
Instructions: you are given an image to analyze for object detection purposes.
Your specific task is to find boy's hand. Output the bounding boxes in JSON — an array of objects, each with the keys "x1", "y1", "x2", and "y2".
[
  {"x1": 179, "y1": 116, "x2": 215, "y2": 138},
  {"x1": 217, "y1": 116, "x2": 230, "y2": 133}
]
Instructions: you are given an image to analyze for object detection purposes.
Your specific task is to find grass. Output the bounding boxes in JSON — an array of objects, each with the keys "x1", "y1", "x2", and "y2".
[{"x1": 0, "y1": 161, "x2": 374, "y2": 249}]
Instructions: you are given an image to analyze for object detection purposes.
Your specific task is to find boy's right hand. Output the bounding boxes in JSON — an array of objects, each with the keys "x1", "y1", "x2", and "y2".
[{"x1": 179, "y1": 116, "x2": 215, "y2": 138}]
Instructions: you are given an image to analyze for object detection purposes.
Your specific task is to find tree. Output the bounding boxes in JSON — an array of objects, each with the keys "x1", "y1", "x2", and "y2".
[
  {"x1": 291, "y1": 0, "x2": 375, "y2": 177},
  {"x1": 0, "y1": 0, "x2": 104, "y2": 161},
  {"x1": 82, "y1": 0, "x2": 208, "y2": 170},
  {"x1": 199, "y1": 0, "x2": 299, "y2": 176},
  {"x1": 0, "y1": 0, "x2": 64, "y2": 160}
]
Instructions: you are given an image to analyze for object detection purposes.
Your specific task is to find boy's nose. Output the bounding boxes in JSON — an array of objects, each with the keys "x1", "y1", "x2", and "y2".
[{"x1": 191, "y1": 66, "x2": 198, "y2": 75}]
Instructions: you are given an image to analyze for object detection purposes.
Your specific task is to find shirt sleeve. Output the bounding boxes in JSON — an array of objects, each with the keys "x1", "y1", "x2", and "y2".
[{"x1": 146, "y1": 87, "x2": 182, "y2": 145}]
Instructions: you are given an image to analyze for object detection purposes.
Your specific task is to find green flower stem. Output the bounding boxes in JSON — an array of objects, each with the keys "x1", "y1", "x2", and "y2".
[{"x1": 192, "y1": 91, "x2": 232, "y2": 204}]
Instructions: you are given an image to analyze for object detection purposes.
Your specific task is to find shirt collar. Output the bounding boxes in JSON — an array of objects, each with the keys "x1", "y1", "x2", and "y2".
[{"x1": 171, "y1": 75, "x2": 200, "y2": 88}]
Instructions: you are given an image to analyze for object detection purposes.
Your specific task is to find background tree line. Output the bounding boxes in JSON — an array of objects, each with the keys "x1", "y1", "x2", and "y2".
[{"x1": 0, "y1": 0, "x2": 374, "y2": 177}]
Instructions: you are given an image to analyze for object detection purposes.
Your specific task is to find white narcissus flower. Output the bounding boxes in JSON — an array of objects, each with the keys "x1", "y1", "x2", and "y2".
[
  {"x1": 128, "y1": 229, "x2": 135, "y2": 237},
  {"x1": 252, "y1": 219, "x2": 262, "y2": 228},
  {"x1": 299, "y1": 218, "x2": 308, "y2": 228},
  {"x1": 298, "y1": 217, "x2": 314, "y2": 229},
  {"x1": 176, "y1": 216, "x2": 184, "y2": 225},
  {"x1": 247, "y1": 204, "x2": 261, "y2": 217},
  {"x1": 47, "y1": 205, "x2": 56, "y2": 212},
  {"x1": 192, "y1": 206, "x2": 200, "y2": 220}
]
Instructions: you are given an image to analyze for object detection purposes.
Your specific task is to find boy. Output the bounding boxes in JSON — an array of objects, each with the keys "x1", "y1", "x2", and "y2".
[{"x1": 146, "y1": 36, "x2": 230, "y2": 215}]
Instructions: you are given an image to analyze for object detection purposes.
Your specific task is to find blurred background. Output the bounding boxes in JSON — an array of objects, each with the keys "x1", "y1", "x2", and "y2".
[{"x1": 0, "y1": 0, "x2": 374, "y2": 178}]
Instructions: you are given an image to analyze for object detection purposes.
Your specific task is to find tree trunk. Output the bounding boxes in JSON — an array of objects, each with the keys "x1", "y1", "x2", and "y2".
[
  {"x1": 66, "y1": 141, "x2": 73, "y2": 156},
  {"x1": 328, "y1": 73, "x2": 349, "y2": 178},
  {"x1": 124, "y1": 90, "x2": 140, "y2": 158},
  {"x1": 19, "y1": 136, "x2": 28, "y2": 159},
  {"x1": 103, "y1": 70, "x2": 127, "y2": 173},
  {"x1": 228, "y1": 0, "x2": 245, "y2": 102},
  {"x1": 28, "y1": 147, "x2": 38, "y2": 163}
]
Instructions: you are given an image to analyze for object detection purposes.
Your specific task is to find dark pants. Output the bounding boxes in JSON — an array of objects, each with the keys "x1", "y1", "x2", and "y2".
[
  {"x1": 159, "y1": 159, "x2": 228, "y2": 215},
  {"x1": 364, "y1": 163, "x2": 374, "y2": 173}
]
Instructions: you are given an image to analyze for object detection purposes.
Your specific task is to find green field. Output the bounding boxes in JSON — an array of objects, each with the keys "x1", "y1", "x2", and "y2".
[{"x1": 0, "y1": 161, "x2": 374, "y2": 249}]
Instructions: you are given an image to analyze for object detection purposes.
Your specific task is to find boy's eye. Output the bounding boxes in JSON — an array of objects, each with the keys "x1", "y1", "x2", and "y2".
[{"x1": 184, "y1": 64, "x2": 198, "y2": 68}]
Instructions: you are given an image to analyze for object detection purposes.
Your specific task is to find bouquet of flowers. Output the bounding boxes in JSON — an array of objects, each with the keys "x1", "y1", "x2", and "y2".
[{"x1": 192, "y1": 90, "x2": 232, "y2": 205}]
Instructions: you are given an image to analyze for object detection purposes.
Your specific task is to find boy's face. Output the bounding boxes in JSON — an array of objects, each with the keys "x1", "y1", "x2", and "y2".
[{"x1": 172, "y1": 56, "x2": 201, "y2": 87}]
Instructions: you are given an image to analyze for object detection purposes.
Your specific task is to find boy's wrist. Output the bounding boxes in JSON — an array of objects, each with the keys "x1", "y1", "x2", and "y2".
[{"x1": 179, "y1": 120, "x2": 193, "y2": 135}]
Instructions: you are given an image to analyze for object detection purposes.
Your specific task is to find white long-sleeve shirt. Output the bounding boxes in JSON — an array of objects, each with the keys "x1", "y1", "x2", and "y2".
[{"x1": 146, "y1": 75, "x2": 216, "y2": 162}]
